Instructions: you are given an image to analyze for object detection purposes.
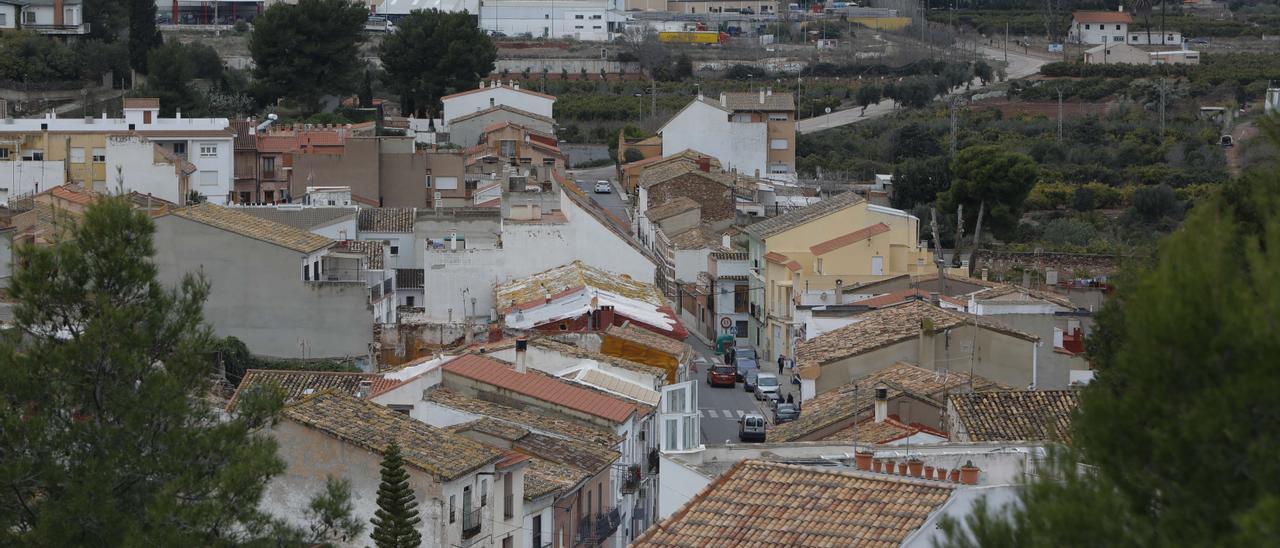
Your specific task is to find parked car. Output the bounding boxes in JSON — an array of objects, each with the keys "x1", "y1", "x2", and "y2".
[
  {"x1": 743, "y1": 370, "x2": 758, "y2": 392},
  {"x1": 738, "y1": 413, "x2": 766, "y2": 442},
  {"x1": 735, "y1": 345, "x2": 757, "y2": 361},
  {"x1": 594, "y1": 180, "x2": 612, "y2": 193},
  {"x1": 707, "y1": 364, "x2": 737, "y2": 387},
  {"x1": 735, "y1": 357, "x2": 758, "y2": 383},
  {"x1": 753, "y1": 373, "x2": 780, "y2": 401},
  {"x1": 774, "y1": 402, "x2": 799, "y2": 423}
]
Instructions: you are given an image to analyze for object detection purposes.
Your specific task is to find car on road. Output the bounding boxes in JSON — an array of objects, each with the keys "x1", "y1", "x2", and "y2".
[
  {"x1": 735, "y1": 356, "x2": 758, "y2": 383},
  {"x1": 594, "y1": 180, "x2": 612, "y2": 193},
  {"x1": 707, "y1": 364, "x2": 737, "y2": 387},
  {"x1": 774, "y1": 402, "x2": 799, "y2": 423},
  {"x1": 738, "y1": 413, "x2": 766, "y2": 442},
  {"x1": 743, "y1": 370, "x2": 758, "y2": 392},
  {"x1": 753, "y1": 373, "x2": 780, "y2": 401}
]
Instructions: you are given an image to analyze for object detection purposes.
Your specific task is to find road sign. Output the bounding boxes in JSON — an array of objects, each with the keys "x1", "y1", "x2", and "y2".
[{"x1": 721, "y1": 316, "x2": 733, "y2": 329}]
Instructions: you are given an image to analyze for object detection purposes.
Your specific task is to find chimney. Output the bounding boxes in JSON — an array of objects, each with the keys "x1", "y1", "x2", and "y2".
[
  {"x1": 759, "y1": 89, "x2": 766, "y2": 104},
  {"x1": 929, "y1": 292, "x2": 941, "y2": 306},
  {"x1": 835, "y1": 279, "x2": 844, "y2": 305},
  {"x1": 698, "y1": 92, "x2": 704, "y2": 101},
  {"x1": 719, "y1": 93, "x2": 727, "y2": 107},
  {"x1": 355, "y1": 380, "x2": 373, "y2": 399},
  {"x1": 767, "y1": 88, "x2": 773, "y2": 96},
  {"x1": 450, "y1": 230, "x2": 458, "y2": 251},
  {"x1": 721, "y1": 232, "x2": 731, "y2": 249},
  {"x1": 873, "y1": 385, "x2": 888, "y2": 423},
  {"x1": 597, "y1": 305, "x2": 616, "y2": 330},
  {"x1": 515, "y1": 337, "x2": 528, "y2": 373},
  {"x1": 697, "y1": 157, "x2": 711, "y2": 172}
]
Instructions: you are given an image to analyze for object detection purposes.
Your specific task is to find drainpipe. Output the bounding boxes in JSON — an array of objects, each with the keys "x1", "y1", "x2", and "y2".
[{"x1": 1031, "y1": 342, "x2": 1039, "y2": 390}]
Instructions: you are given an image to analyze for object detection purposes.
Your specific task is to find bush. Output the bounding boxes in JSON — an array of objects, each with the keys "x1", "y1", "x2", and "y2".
[
  {"x1": 623, "y1": 147, "x2": 645, "y2": 163},
  {"x1": 1041, "y1": 218, "x2": 1098, "y2": 247}
]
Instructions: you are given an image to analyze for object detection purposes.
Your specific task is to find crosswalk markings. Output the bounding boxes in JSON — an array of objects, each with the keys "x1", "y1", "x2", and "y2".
[
  {"x1": 737, "y1": 410, "x2": 746, "y2": 418},
  {"x1": 705, "y1": 409, "x2": 718, "y2": 418},
  {"x1": 699, "y1": 409, "x2": 750, "y2": 419}
]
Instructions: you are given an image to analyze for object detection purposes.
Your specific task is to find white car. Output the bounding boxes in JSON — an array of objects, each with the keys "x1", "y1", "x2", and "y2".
[
  {"x1": 753, "y1": 373, "x2": 780, "y2": 401},
  {"x1": 594, "y1": 180, "x2": 612, "y2": 194}
]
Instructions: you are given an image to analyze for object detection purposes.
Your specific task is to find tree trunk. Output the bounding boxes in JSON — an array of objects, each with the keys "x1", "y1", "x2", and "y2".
[{"x1": 969, "y1": 200, "x2": 986, "y2": 276}]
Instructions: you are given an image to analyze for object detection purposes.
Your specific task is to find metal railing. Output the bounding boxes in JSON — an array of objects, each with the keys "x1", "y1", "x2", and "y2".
[
  {"x1": 504, "y1": 494, "x2": 514, "y2": 519},
  {"x1": 620, "y1": 465, "x2": 640, "y2": 494},
  {"x1": 23, "y1": 23, "x2": 91, "y2": 34},
  {"x1": 575, "y1": 507, "x2": 621, "y2": 546},
  {"x1": 461, "y1": 508, "x2": 482, "y2": 539}
]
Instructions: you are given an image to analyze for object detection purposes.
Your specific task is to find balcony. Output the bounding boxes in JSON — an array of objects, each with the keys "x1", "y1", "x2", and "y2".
[
  {"x1": 461, "y1": 508, "x2": 482, "y2": 539},
  {"x1": 24, "y1": 23, "x2": 91, "y2": 35},
  {"x1": 574, "y1": 507, "x2": 621, "y2": 546},
  {"x1": 503, "y1": 494, "x2": 514, "y2": 520},
  {"x1": 620, "y1": 465, "x2": 640, "y2": 495}
]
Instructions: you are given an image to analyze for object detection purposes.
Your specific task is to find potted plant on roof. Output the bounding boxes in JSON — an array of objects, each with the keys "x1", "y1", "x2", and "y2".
[
  {"x1": 907, "y1": 457, "x2": 924, "y2": 478},
  {"x1": 855, "y1": 450, "x2": 874, "y2": 471},
  {"x1": 959, "y1": 460, "x2": 980, "y2": 485}
]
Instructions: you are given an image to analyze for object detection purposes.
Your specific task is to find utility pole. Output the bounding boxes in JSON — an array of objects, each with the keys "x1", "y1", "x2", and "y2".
[
  {"x1": 1159, "y1": 78, "x2": 1167, "y2": 134},
  {"x1": 1004, "y1": 21, "x2": 1009, "y2": 64},
  {"x1": 651, "y1": 76, "x2": 657, "y2": 121},
  {"x1": 931, "y1": 208, "x2": 948, "y2": 294},
  {"x1": 1056, "y1": 87, "x2": 1064, "y2": 142},
  {"x1": 954, "y1": 204, "x2": 964, "y2": 268},
  {"x1": 949, "y1": 98, "x2": 958, "y2": 156}
]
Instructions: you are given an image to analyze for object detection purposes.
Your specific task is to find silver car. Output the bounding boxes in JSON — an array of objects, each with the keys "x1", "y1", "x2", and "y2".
[{"x1": 753, "y1": 373, "x2": 780, "y2": 401}]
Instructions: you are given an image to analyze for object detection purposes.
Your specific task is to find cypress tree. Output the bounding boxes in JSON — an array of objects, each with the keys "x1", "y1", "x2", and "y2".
[{"x1": 371, "y1": 442, "x2": 423, "y2": 548}]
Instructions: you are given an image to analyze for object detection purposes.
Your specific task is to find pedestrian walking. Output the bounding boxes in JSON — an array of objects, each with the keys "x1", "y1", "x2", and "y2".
[
  {"x1": 777, "y1": 354, "x2": 785, "y2": 373},
  {"x1": 786, "y1": 393, "x2": 794, "y2": 404}
]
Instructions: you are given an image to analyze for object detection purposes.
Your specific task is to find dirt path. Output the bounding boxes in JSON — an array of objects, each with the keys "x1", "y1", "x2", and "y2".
[{"x1": 1226, "y1": 121, "x2": 1258, "y2": 178}]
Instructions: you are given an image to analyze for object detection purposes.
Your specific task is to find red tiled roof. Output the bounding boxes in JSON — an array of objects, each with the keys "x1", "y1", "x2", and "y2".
[
  {"x1": 441, "y1": 85, "x2": 557, "y2": 102},
  {"x1": 123, "y1": 97, "x2": 160, "y2": 109},
  {"x1": 809, "y1": 222, "x2": 891, "y2": 256},
  {"x1": 763, "y1": 251, "x2": 789, "y2": 264},
  {"x1": 860, "y1": 288, "x2": 967, "y2": 309},
  {"x1": 257, "y1": 135, "x2": 299, "y2": 153},
  {"x1": 785, "y1": 260, "x2": 801, "y2": 272},
  {"x1": 442, "y1": 354, "x2": 640, "y2": 424},
  {"x1": 1073, "y1": 10, "x2": 1133, "y2": 24},
  {"x1": 48, "y1": 185, "x2": 96, "y2": 206}
]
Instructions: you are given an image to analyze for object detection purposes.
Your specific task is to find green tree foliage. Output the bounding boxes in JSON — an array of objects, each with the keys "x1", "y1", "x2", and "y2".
[
  {"x1": 0, "y1": 31, "x2": 85, "y2": 82},
  {"x1": 623, "y1": 147, "x2": 645, "y2": 163},
  {"x1": 891, "y1": 122, "x2": 942, "y2": 162},
  {"x1": 371, "y1": 442, "x2": 423, "y2": 548},
  {"x1": 856, "y1": 84, "x2": 882, "y2": 115},
  {"x1": 143, "y1": 41, "x2": 200, "y2": 116},
  {"x1": 0, "y1": 196, "x2": 359, "y2": 545},
  {"x1": 127, "y1": 0, "x2": 162, "y2": 73},
  {"x1": 379, "y1": 9, "x2": 496, "y2": 117},
  {"x1": 941, "y1": 145, "x2": 1039, "y2": 239},
  {"x1": 673, "y1": 54, "x2": 694, "y2": 81},
  {"x1": 938, "y1": 120, "x2": 1280, "y2": 547},
  {"x1": 84, "y1": 0, "x2": 128, "y2": 41},
  {"x1": 973, "y1": 60, "x2": 994, "y2": 85},
  {"x1": 890, "y1": 156, "x2": 950, "y2": 209},
  {"x1": 250, "y1": 0, "x2": 367, "y2": 115},
  {"x1": 359, "y1": 68, "x2": 375, "y2": 108}
]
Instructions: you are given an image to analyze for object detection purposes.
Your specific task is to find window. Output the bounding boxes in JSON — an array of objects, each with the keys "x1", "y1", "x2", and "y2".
[
  {"x1": 575, "y1": 14, "x2": 584, "y2": 19},
  {"x1": 499, "y1": 140, "x2": 515, "y2": 156},
  {"x1": 586, "y1": 491, "x2": 592, "y2": 518},
  {"x1": 262, "y1": 156, "x2": 276, "y2": 174},
  {"x1": 732, "y1": 113, "x2": 752, "y2": 122},
  {"x1": 503, "y1": 537, "x2": 512, "y2": 548},
  {"x1": 768, "y1": 113, "x2": 789, "y2": 121},
  {"x1": 199, "y1": 144, "x2": 217, "y2": 158},
  {"x1": 435, "y1": 176, "x2": 458, "y2": 190},
  {"x1": 558, "y1": 321, "x2": 568, "y2": 331},
  {"x1": 593, "y1": 25, "x2": 601, "y2": 29},
  {"x1": 405, "y1": 296, "x2": 415, "y2": 307},
  {"x1": 481, "y1": 479, "x2": 488, "y2": 506},
  {"x1": 22, "y1": 151, "x2": 44, "y2": 161},
  {"x1": 768, "y1": 164, "x2": 789, "y2": 174},
  {"x1": 0, "y1": 13, "x2": 7, "y2": 26},
  {"x1": 1083, "y1": 24, "x2": 1090, "y2": 30},
  {"x1": 23, "y1": 11, "x2": 35, "y2": 24},
  {"x1": 735, "y1": 320, "x2": 748, "y2": 338},
  {"x1": 1115, "y1": 24, "x2": 1121, "y2": 30},
  {"x1": 769, "y1": 138, "x2": 788, "y2": 150},
  {"x1": 389, "y1": 245, "x2": 399, "y2": 256},
  {"x1": 424, "y1": 175, "x2": 431, "y2": 188},
  {"x1": 70, "y1": 148, "x2": 85, "y2": 163},
  {"x1": 0, "y1": 148, "x2": 9, "y2": 160},
  {"x1": 465, "y1": 179, "x2": 478, "y2": 190},
  {"x1": 199, "y1": 170, "x2": 218, "y2": 187},
  {"x1": 304, "y1": 264, "x2": 310, "y2": 281},
  {"x1": 532, "y1": 516, "x2": 542, "y2": 547},
  {"x1": 815, "y1": 257, "x2": 823, "y2": 274},
  {"x1": 449, "y1": 495, "x2": 456, "y2": 523},
  {"x1": 388, "y1": 404, "x2": 412, "y2": 415},
  {"x1": 172, "y1": 142, "x2": 187, "y2": 156},
  {"x1": 734, "y1": 286, "x2": 748, "y2": 313},
  {"x1": 92, "y1": 148, "x2": 105, "y2": 162},
  {"x1": 591, "y1": 14, "x2": 602, "y2": 19},
  {"x1": 1113, "y1": 35, "x2": 1123, "y2": 41},
  {"x1": 574, "y1": 25, "x2": 583, "y2": 29}
]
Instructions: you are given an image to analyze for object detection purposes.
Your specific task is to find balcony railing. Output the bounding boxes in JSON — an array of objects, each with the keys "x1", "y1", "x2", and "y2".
[
  {"x1": 620, "y1": 465, "x2": 640, "y2": 494},
  {"x1": 575, "y1": 507, "x2": 621, "y2": 546},
  {"x1": 503, "y1": 494, "x2": 514, "y2": 519},
  {"x1": 461, "y1": 508, "x2": 482, "y2": 539},
  {"x1": 23, "y1": 23, "x2": 91, "y2": 35}
]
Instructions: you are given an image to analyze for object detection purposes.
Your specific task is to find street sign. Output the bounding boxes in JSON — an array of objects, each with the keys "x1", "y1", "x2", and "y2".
[{"x1": 721, "y1": 316, "x2": 733, "y2": 329}]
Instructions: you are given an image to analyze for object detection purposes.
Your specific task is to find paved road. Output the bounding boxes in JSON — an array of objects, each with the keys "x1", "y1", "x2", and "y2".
[
  {"x1": 566, "y1": 166, "x2": 630, "y2": 227},
  {"x1": 687, "y1": 334, "x2": 798, "y2": 444},
  {"x1": 796, "y1": 46, "x2": 1051, "y2": 134}
]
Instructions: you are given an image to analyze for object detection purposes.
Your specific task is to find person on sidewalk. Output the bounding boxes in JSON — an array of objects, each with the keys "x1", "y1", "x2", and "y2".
[{"x1": 777, "y1": 354, "x2": 785, "y2": 373}]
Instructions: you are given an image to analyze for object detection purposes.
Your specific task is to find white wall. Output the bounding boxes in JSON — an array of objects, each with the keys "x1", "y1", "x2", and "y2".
[
  {"x1": 673, "y1": 248, "x2": 709, "y2": 284},
  {"x1": 359, "y1": 230, "x2": 416, "y2": 270},
  {"x1": 479, "y1": 0, "x2": 626, "y2": 42},
  {"x1": 0, "y1": 4, "x2": 17, "y2": 29},
  {"x1": 656, "y1": 451, "x2": 713, "y2": 521},
  {"x1": 310, "y1": 216, "x2": 358, "y2": 240},
  {"x1": 105, "y1": 135, "x2": 183, "y2": 203},
  {"x1": 661, "y1": 101, "x2": 768, "y2": 178},
  {"x1": 523, "y1": 504, "x2": 555, "y2": 548},
  {"x1": 490, "y1": 345, "x2": 662, "y2": 388},
  {"x1": 442, "y1": 85, "x2": 555, "y2": 126},
  {"x1": 1072, "y1": 20, "x2": 1127, "y2": 44},
  {"x1": 0, "y1": 160, "x2": 64, "y2": 201}
]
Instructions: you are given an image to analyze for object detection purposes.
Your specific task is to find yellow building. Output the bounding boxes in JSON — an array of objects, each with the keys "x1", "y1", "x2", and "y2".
[
  {"x1": 0, "y1": 132, "x2": 111, "y2": 190},
  {"x1": 742, "y1": 191, "x2": 934, "y2": 364}
]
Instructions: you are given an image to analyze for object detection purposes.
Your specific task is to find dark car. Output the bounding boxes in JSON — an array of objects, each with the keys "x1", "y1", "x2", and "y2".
[
  {"x1": 743, "y1": 370, "x2": 758, "y2": 392},
  {"x1": 707, "y1": 364, "x2": 736, "y2": 388},
  {"x1": 774, "y1": 403, "x2": 799, "y2": 423},
  {"x1": 735, "y1": 356, "x2": 759, "y2": 383},
  {"x1": 738, "y1": 413, "x2": 766, "y2": 442}
]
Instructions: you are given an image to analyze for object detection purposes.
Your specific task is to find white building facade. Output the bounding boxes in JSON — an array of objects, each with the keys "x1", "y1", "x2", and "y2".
[
  {"x1": 441, "y1": 81, "x2": 556, "y2": 130},
  {"x1": 1068, "y1": 10, "x2": 1132, "y2": 45},
  {"x1": 479, "y1": 0, "x2": 628, "y2": 42},
  {"x1": 659, "y1": 98, "x2": 770, "y2": 180}
]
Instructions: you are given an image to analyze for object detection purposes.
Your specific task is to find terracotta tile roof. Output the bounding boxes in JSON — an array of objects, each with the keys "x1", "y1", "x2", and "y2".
[
  {"x1": 1073, "y1": 10, "x2": 1133, "y2": 24},
  {"x1": 495, "y1": 260, "x2": 663, "y2": 313},
  {"x1": 170, "y1": 203, "x2": 334, "y2": 253},
  {"x1": 859, "y1": 289, "x2": 967, "y2": 309},
  {"x1": 719, "y1": 91, "x2": 797, "y2": 112},
  {"x1": 238, "y1": 206, "x2": 355, "y2": 231},
  {"x1": 449, "y1": 417, "x2": 530, "y2": 442},
  {"x1": 424, "y1": 387, "x2": 621, "y2": 447},
  {"x1": 763, "y1": 251, "x2": 789, "y2": 264},
  {"x1": 396, "y1": 268, "x2": 424, "y2": 289},
  {"x1": 950, "y1": 390, "x2": 1079, "y2": 443},
  {"x1": 576, "y1": 369, "x2": 661, "y2": 406},
  {"x1": 771, "y1": 362, "x2": 1005, "y2": 442},
  {"x1": 604, "y1": 324, "x2": 692, "y2": 360},
  {"x1": 809, "y1": 222, "x2": 891, "y2": 256},
  {"x1": 226, "y1": 369, "x2": 396, "y2": 412},
  {"x1": 231, "y1": 120, "x2": 256, "y2": 149},
  {"x1": 47, "y1": 185, "x2": 96, "y2": 206},
  {"x1": 256, "y1": 134, "x2": 299, "y2": 153},
  {"x1": 743, "y1": 191, "x2": 864, "y2": 240},
  {"x1": 450, "y1": 104, "x2": 556, "y2": 126},
  {"x1": 825, "y1": 417, "x2": 931, "y2": 444},
  {"x1": 441, "y1": 84, "x2": 557, "y2": 102},
  {"x1": 443, "y1": 355, "x2": 640, "y2": 424},
  {"x1": 123, "y1": 97, "x2": 160, "y2": 109},
  {"x1": 514, "y1": 431, "x2": 620, "y2": 473},
  {"x1": 522, "y1": 456, "x2": 589, "y2": 500},
  {"x1": 633, "y1": 460, "x2": 952, "y2": 547},
  {"x1": 784, "y1": 260, "x2": 802, "y2": 272},
  {"x1": 645, "y1": 196, "x2": 700, "y2": 222},
  {"x1": 625, "y1": 148, "x2": 718, "y2": 171},
  {"x1": 333, "y1": 239, "x2": 384, "y2": 269},
  {"x1": 357, "y1": 208, "x2": 415, "y2": 232},
  {"x1": 530, "y1": 338, "x2": 669, "y2": 383},
  {"x1": 667, "y1": 225, "x2": 724, "y2": 251},
  {"x1": 284, "y1": 392, "x2": 503, "y2": 481},
  {"x1": 796, "y1": 300, "x2": 1038, "y2": 370},
  {"x1": 637, "y1": 156, "x2": 755, "y2": 191},
  {"x1": 971, "y1": 285, "x2": 1077, "y2": 310}
]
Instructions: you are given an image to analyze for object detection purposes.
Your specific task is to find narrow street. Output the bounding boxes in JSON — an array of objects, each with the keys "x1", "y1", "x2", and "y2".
[
  {"x1": 686, "y1": 333, "x2": 797, "y2": 445},
  {"x1": 566, "y1": 165, "x2": 630, "y2": 228}
]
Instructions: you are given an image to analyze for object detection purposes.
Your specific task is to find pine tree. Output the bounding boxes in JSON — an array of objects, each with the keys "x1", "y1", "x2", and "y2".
[
  {"x1": 0, "y1": 196, "x2": 360, "y2": 545},
  {"x1": 371, "y1": 442, "x2": 423, "y2": 548}
]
